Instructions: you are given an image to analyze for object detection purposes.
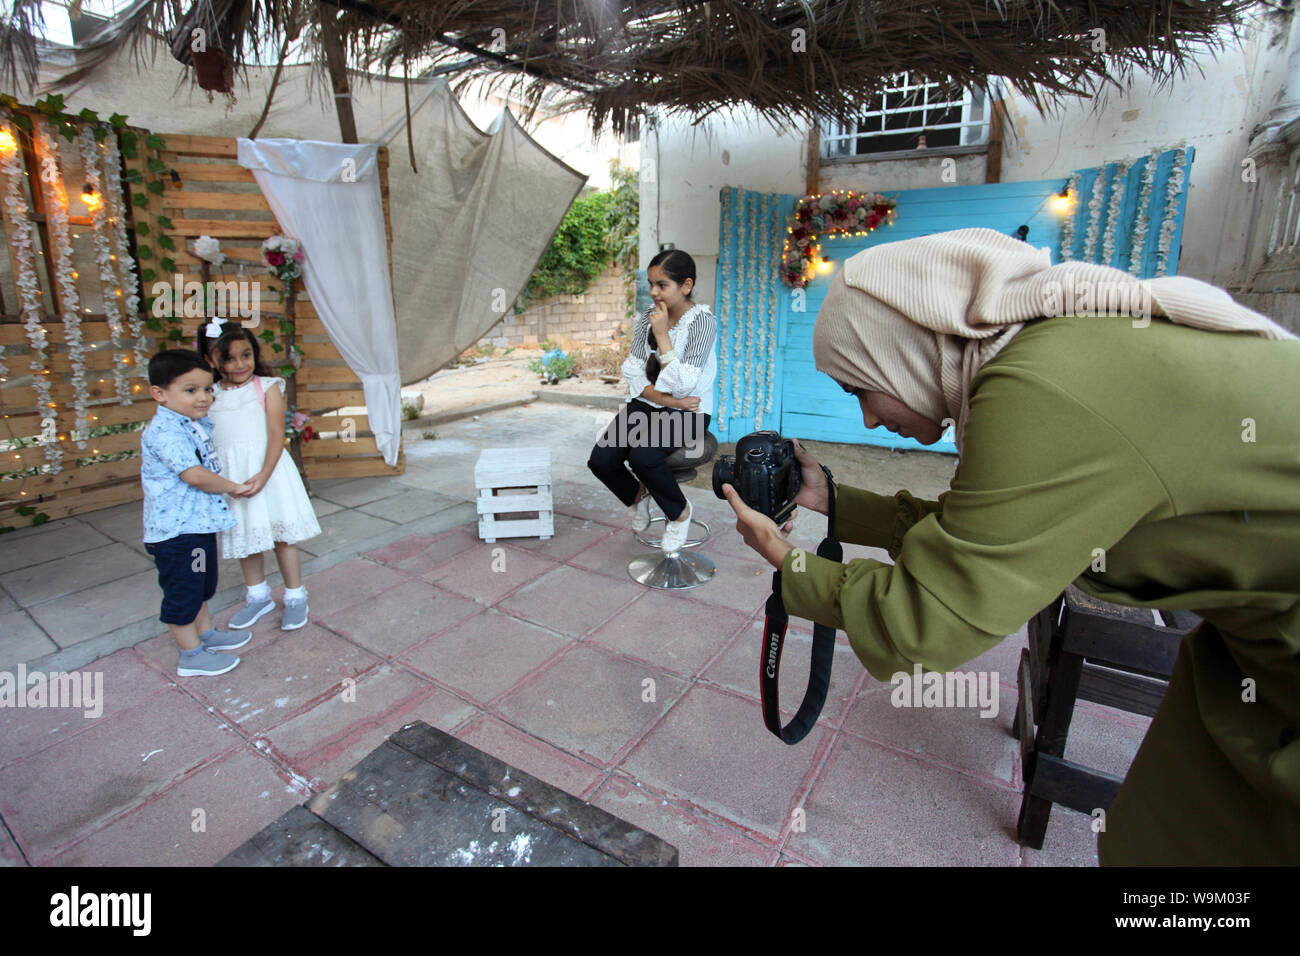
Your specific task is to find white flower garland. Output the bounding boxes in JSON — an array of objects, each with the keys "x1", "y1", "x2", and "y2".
[
  {"x1": 748, "y1": 193, "x2": 759, "y2": 418},
  {"x1": 103, "y1": 131, "x2": 145, "y2": 377},
  {"x1": 36, "y1": 118, "x2": 89, "y2": 447},
  {"x1": 1082, "y1": 169, "x2": 1107, "y2": 263},
  {"x1": 759, "y1": 192, "x2": 769, "y2": 421},
  {"x1": 1128, "y1": 150, "x2": 1159, "y2": 276},
  {"x1": 734, "y1": 192, "x2": 747, "y2": 421},
  {"x1": 752, "y1": 194, "x2": 767, "y2": 425},
  {"x1": 1156, "y1": 148, "x2": 1189, "y2": 277},
  {"x1": 1058, "y1": 172, "x2": 1081, "y2": 262},
  {"x1": 1101, "y1": 160, "x2": 1129, "y2": 268},
  {"x1": 717, "y1": 188, "x2": 734, "y2": 424},
  {"x1": 77, "y1": 126, "x2": 132, "y2": 406},
  {"x1": 0, "y1": 117, "x2": 61, "y2": 471}
]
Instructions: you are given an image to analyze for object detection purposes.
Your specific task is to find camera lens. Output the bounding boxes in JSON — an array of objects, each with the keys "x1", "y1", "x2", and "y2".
[{"x1": 712, "y1": 456, "x2": 735, "y2": 500}]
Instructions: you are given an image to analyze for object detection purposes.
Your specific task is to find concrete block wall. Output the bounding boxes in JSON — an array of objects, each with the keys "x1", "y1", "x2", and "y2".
[{"x1": 479, "y1": 264, "x2": 633, "y2": 349}]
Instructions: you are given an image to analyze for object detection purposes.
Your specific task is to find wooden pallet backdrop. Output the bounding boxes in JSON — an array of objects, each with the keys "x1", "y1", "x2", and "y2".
[{"x1": 0, "y1": 112, "x2": 401, "y2": 526}]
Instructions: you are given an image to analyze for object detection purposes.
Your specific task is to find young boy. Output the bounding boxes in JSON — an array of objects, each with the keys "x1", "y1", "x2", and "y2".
[{"x1": 142, "y1": 349, "x2": 256, "y2": 677}]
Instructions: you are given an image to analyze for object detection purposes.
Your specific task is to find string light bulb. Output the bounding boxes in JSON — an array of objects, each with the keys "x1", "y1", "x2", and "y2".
[{"x1": 1050, "y1": 184, "x2": 1076, "y2": 215}]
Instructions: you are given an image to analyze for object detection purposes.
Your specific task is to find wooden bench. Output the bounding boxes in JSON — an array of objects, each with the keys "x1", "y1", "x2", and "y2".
[{"x1": 1012, "y1": 585, "x2": 1200, "y2": 847}]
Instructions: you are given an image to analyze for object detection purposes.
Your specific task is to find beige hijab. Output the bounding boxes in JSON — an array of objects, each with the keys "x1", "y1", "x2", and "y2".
[{"x1": 813, "y1": 228, "x2": 1296, "y2": 452}]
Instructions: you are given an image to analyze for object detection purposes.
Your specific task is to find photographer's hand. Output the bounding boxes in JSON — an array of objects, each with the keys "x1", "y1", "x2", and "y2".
[
  {"x1": 722, "y1": 484, "x2": 795, "y2": 569},
  {"x1": 792, "y1": 439, "x2": 833, "y2": 515}
]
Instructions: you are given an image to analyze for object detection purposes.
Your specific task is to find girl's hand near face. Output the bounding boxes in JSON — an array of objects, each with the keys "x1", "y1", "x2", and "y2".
[{"x1": 649, "y1": 299, "x2": 671, "y2": 336}]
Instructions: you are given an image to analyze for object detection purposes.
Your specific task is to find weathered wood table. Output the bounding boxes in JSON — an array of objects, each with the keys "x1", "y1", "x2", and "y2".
[{"x1": 220, "y1": 721, "x2": 678, "y2": 867}]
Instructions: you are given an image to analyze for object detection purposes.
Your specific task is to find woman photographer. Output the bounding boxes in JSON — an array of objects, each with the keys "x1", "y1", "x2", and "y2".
[
  {"x1": 589, "y1": 249, "x2": 717, "y2": 553},
  {"x1": 722, "y1": 228, "x2": 1300, "y2": 865}
]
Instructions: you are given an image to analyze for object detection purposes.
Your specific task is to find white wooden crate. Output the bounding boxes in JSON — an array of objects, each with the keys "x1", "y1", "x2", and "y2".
[{"x1": 474, "y1": 447, "x2": 554, "y2": 543}]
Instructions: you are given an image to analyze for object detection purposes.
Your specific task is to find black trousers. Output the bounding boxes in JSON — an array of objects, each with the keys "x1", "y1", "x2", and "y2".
[{"x1": 587, "y1": 399, "x2": 711, "y2": 522}]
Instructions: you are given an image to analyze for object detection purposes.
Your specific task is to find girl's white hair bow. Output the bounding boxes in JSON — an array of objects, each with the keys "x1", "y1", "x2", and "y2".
[{"x1": 204, "y1": 316, "x2": 228, "y2": 339}]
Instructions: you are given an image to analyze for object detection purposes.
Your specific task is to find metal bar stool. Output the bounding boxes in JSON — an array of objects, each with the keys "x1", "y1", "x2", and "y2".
[{"x1": 627, "y1": 433, "x2": 718, "y2": 590}]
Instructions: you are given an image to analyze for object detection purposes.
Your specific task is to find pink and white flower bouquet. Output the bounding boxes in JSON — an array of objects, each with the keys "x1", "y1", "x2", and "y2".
[{"x1": 262, "y1": 235, "x2": 305, "y2": 283}]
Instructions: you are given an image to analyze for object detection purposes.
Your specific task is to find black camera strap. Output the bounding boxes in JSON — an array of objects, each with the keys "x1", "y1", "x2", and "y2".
[{"x1": 760, "y1": 465, "x2": 841, "y2": 745}]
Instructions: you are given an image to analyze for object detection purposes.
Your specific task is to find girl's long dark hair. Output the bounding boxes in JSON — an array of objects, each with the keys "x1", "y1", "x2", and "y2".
[
  {"x1": 644, "y1": 249, "x2": 696, "y2": 382},
  {"x1": 208, "y1": 325, "x2": 275, "y2": 384}
]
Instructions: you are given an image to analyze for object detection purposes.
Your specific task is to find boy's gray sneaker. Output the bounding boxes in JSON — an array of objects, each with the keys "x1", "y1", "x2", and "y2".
[
  {"x1": 281, "y1": 596, "x2": 309, "y2": 631},
  {"x1": 177, "y1": 647, "x2": 240, "y2": 677},
  {"x1": 201, "y1": 627, "x2": 251, "y2": 651},
  {"x1": 229, "y1": 595, "x2": 275, "y2": 629}
]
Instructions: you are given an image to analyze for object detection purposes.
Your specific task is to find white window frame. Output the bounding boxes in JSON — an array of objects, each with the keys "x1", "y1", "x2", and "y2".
[{"x1": 822, "y1": 74, "x2": 996, "y2": 160}]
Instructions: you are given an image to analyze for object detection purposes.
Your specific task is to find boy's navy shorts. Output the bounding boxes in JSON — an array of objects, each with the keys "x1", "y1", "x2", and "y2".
[{"x1": 145, "y1": 533, "x2": 219, "y2": 625}]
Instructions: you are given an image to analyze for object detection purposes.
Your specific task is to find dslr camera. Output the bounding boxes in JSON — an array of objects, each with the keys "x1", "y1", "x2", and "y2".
[{"x1": 712, "y1": 430, "x2": 802, "y2": 523}]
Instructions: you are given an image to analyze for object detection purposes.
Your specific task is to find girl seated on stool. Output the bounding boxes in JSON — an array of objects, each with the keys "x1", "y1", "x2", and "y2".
[{"x1": 588, "y1": 249, "x2": 718, "y2": 554}]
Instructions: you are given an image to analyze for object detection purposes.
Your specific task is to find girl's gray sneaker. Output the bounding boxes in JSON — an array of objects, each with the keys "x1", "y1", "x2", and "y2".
[
  {"x1": 177, "y1": 647, "x2": 240, "y2": 677},
  {"x1": 281, "y1": 596, "x2": 309, "y2": 631},
  {"x1": 229, "y1": 595, "x2": 275, "y2": 629}
]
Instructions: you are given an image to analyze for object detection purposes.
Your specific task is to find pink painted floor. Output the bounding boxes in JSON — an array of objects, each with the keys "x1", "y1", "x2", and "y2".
[{"x1": 0, "y1": 491, "x2": 1148, "y2": 866}]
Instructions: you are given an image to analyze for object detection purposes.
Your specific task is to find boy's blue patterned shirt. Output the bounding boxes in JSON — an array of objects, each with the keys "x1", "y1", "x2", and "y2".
[{"x1": 140, "y1": 404, "x2": 235, "y2": 543}]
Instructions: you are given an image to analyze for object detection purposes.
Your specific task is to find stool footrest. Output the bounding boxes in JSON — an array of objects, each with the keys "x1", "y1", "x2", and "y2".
[
  {"x1": 1077, "y1": 662, "x2": 1169, "y2": 718},
  {"x1": 1028, "y1": 753, "x2": 1123, "y2": 817}
]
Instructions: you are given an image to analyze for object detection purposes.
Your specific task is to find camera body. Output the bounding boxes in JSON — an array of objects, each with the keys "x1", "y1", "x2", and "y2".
[{"x1": 712, "y1": 430, "x2": 802, "y2": 523}]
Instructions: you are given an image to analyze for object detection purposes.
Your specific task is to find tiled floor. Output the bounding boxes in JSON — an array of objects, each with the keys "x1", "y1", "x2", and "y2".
[
  {"x1": 0, "y1": 404, "x2": 1146, "y2": 866},
  {"x1": 0, "y1": 500, "x2": 1139, "y2": 867}
]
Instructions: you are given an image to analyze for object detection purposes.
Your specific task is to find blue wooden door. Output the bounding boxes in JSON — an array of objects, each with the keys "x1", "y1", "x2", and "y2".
[{"x1": 778, "y1": 179, "x2": 1067, "y2": 453}]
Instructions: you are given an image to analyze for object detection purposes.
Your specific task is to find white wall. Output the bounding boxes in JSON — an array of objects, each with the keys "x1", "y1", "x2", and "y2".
[
  {"x1": 821, "y1": 152, "x2": 986, "y2": 194},
  {"x1": 639, "y1": 109, "x2": 806, "y2": 306}
]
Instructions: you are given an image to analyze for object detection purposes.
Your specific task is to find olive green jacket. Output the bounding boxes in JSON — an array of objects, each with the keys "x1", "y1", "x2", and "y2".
[{"x1": 782, "y1": 314, "x2": 1300, "y2": 864}]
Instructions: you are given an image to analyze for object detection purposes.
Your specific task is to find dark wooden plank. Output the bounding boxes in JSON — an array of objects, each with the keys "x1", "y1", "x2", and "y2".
[
  {"x1": 217, "y1": 805, "x2": 385, "y2": 867},
  {"x1": 1014, "y1": 650, "x2": 1034, "y2": 753},
  {"x1": 389, "y1": 722, "x2": 679, "y2": 867},
  {"x1": 306, "y1": 739, "x2": 624, "y2": 867},
  {"x1": 1160, "y1": 608, "x2": 1203, "y2": 631},
  {"x1": 1078, "y1": 663, "x2": 1169, "y2": 718},
  {"x1": 1061, "y1": 610, "x2": 1183, "y2": 679},
  {"x1": 1029, "y1": 753, "x2": 1124, "y2": 816}
]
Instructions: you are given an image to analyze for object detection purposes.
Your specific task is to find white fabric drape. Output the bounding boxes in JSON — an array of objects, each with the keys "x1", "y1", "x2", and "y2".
[
  {"x1": 380, "y1": 80, "x2": 588, "y2": 384},
  {"x1": 237, "y1": 138, "x2": 402, "y2": 465}
]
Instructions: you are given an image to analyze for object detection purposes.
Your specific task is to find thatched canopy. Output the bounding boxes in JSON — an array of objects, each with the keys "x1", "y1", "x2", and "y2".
[{"x1": 1, "y1": 0, "x2": 1261, "y2": 133}]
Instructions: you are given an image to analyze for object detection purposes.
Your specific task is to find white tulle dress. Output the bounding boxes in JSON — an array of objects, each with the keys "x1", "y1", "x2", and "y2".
[{"x1": 209, "y1": 375, "x2": 321, "y2": 560}]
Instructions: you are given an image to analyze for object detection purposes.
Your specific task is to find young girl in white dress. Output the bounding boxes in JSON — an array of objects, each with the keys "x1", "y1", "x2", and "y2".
[{"x1": 203, "y1": 323, "x2": 321, "y2": 631}]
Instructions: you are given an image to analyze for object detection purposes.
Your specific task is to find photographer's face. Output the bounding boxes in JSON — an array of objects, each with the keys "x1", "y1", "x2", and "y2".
[{"x1": 855, "y1": 390, "x2": 944, "y2": 444}]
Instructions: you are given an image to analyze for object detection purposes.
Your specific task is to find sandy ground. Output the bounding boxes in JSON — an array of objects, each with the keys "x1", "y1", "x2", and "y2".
[{"x1": 393, "y1": 353, "x2": 627, "y2": 424}]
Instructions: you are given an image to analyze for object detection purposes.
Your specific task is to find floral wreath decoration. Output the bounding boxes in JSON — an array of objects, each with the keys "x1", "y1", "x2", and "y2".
[{"x1": 781, "y1": 190, "x2": 898, "y2": 288}]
